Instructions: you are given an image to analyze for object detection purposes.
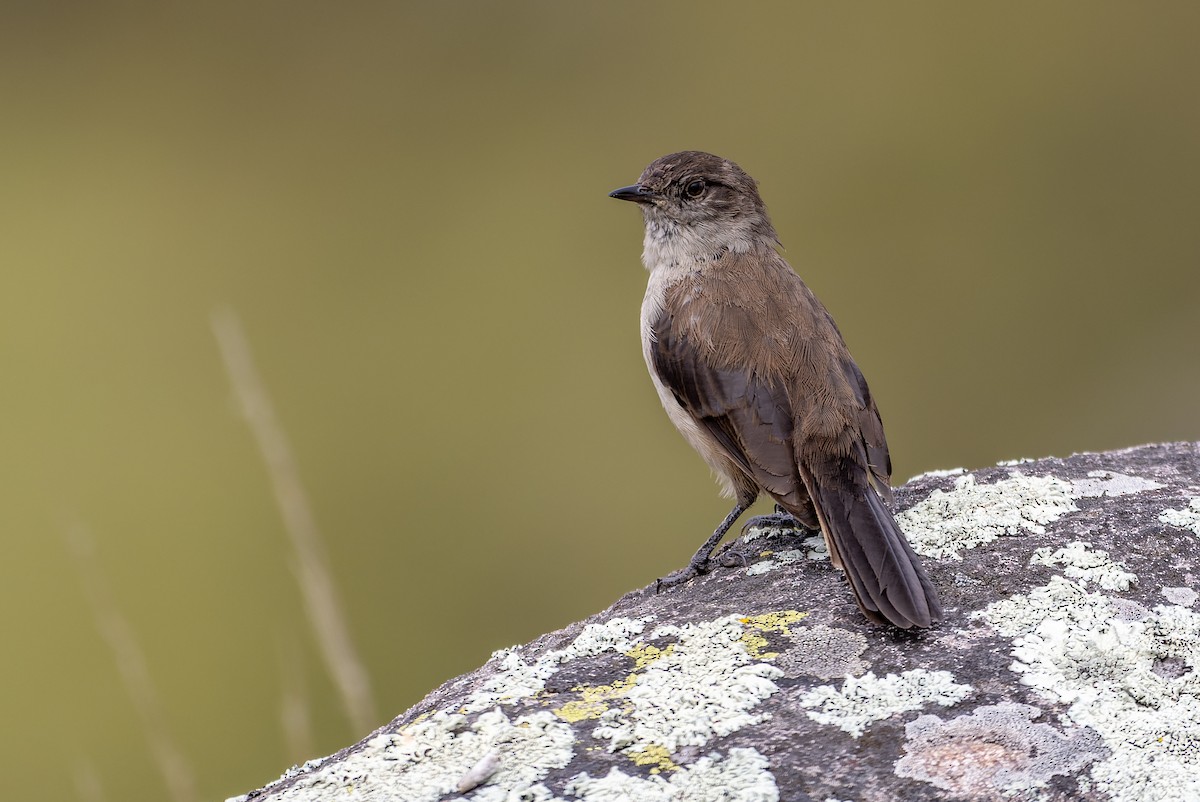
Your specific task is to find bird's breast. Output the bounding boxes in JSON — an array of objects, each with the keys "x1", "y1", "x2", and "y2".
[{"x1": 640, "y1": 262, "x2": 743, "y2": 499}]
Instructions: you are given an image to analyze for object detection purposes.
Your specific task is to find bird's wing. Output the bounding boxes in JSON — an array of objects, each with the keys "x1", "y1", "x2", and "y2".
[
  {"x1": 841, "y1": 352, "x2": 894, "y2": 501},
  {"x1": 648, "y1": 298, "x2": 808, "y2": 510}
]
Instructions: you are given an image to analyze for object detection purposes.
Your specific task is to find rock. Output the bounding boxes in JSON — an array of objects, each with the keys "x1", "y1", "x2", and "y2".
[{"x1": 232, "y1": 442, "x2": 1200, "y2": 802}]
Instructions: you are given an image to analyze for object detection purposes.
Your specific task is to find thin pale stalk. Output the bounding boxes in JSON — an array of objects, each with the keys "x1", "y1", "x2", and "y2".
[
  {"x1": 211, "y1": 306, "x2": 376, "y2": 734},
  {"x1": 66, "y1": 523, "x2": 198, "y2": 802}
]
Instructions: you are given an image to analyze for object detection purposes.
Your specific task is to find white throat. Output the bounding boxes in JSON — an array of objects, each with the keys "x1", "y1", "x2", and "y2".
[{"x1": 640, "y1": 215, "x2": 761, "y2": 273}]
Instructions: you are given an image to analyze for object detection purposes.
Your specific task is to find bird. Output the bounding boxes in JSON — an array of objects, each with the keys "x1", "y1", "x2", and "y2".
[{"x1": 609, "y1": 150, "x2": 942, "y2": 629}]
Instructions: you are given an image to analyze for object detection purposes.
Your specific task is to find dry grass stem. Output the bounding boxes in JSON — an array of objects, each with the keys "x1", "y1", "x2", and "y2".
[
  {"x1": 72, "y1": 758, "x2": 106, "y2": 802},
  {"x1": 65, "y1": 523, "x2": 199, "y2": 802},
  {"x1": 279, "y1": 638, "x2": 316, "y2": 762},
  {"x1": 211, "y1": 306, "x2": 377, "y2": 734}
]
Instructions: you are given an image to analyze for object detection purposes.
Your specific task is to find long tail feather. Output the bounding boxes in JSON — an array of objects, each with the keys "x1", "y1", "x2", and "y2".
[{"x1": 798, "y1": 462, "x2": 942, "y2": 629}]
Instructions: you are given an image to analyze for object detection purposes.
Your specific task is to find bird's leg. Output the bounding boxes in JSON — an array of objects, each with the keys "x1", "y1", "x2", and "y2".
[{"x1": 656, "y1": 502, "x2": 749, "y2": 592}]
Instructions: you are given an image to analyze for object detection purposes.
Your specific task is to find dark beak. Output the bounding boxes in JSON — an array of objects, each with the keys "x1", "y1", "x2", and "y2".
[{"x1": 608, "y1": 184, "x2": 656, "y2": 204}]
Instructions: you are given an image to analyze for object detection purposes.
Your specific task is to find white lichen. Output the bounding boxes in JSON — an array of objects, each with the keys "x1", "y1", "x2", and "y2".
[
  {"x1": 774, "y1": 625, "x2": 868, "y2": 680},
  {"x1": 1162, "y1": 586, "x2": 1198, "y2": 607},
  {"x1": 978, "y1": 575, "x2": 1111, "y2": 638},
  {"x1": 980, "y1": 578, "x2": 1200, "y2": 802},
  {"x1": 740, "y1": 526, "x2": 773, "y2": 544},
  {"x1": 465, "y1": 617, "x2": 650, "y2": 711},
  {"x1": 1070, "y1": 470, "x2": 1164, "y2": 498},
  {"x1": 564, "y1": 747, "x2": 778, "y2": 802},
  {"x1": 1030, "y1": 541, "x2": 1137, "y2": 591},
  {"x1": 797, "y1": 669, "x2": 972, "y2": 738},
  {"x1": 260, "y1": 708, "x2": 575, "y2": 802},
  {"x1": 908, "y1": 467, "x2": 966, "y2": 481},
  {"x1": 744, "y1": 549, "x2": 805, "y2": 576},
  {"x1": 898, "y1": 472, "x2": 1078, "y2": 560},
  {"x1": 800, "y1": 535, "x2": 828, "y2": 560},
  {"x1": 236, "y1": 617, "x2": 662, "y2": 801},
  {"x1": 591, "y1": 615, "x2": 784, "y2": 753},
  {"x1": 1159, "y1": 497, "x2": 1200, "y2": 535},
  {"x1": 741, "y1": 525, "x2": 826, "y2": 562},
  {"x1": 895, "y1": 703, "x2": 1105, "y2": 794}
]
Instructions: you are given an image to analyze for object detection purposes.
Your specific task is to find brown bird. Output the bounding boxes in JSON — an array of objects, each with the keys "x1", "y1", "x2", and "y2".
[{"x1": 610, "y1": 151, "x2": 941, "y2": 629}]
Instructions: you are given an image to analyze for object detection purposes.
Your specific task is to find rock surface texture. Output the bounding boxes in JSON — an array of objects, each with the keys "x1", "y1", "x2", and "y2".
[{"x1": 233, "y1": 442, "x2": 1200, "y2": 802}]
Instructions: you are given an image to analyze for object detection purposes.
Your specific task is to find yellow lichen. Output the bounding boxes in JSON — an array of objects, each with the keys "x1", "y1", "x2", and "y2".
[
  {"x1": 739, "y1": 610, "x2": 808, "y2": 659},
  {"x1": 629, "y1": 744, "x2": 679, "y2": 774},
  {"x1": 626, "y1": 642, "x2": 675, "y2": 669},
  {"x1": 553, "y1": 699, "x2": 608, "y2": 723},
  {"x1": 740, "y1": 630, "x2": 776, "y2": 660},
  {"x1": 552, "y1": 675, "x2": 638, "y2": 723},
  {"x1": 589, "y1": 675, "x2": 636, "y2": 699}
]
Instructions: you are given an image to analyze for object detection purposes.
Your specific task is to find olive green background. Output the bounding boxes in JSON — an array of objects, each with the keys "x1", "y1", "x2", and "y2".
[{"x1": 3, "y1": 3, "x2": 1199, "y2": 800}]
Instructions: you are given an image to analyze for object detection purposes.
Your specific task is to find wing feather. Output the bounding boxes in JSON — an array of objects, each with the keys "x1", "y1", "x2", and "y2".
[{"x1": 650, "y1": 318, "x2": 804, "y2": 505}]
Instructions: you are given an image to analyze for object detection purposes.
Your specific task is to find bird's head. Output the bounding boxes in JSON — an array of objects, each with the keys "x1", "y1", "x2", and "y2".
[{"x1": 609, "y1": 151, "x2": 779, "y2": 264}]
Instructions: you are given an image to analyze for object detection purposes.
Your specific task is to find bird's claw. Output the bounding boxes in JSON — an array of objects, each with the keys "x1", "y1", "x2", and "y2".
[
  {"x1": 655, "y1": 559, "x2": 710, "y2": 593},
  {"x1": 740, "y1": 510, "x2": 809, "y2": 536}
]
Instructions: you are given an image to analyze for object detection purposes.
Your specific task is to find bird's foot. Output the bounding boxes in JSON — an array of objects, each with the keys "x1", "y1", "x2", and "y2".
[
  {"x1": 655, "y1": 557, "x2": 710, "y2": 593},
  {"x1": 655, "y1": 501, "x2": 753, "y2": 593},
  {"x1": 741, "y1": 510, "x2": 807, "y2": 535}
]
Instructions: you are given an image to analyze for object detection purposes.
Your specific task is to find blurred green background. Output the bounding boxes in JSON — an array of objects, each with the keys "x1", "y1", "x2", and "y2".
[{"x1": 3, "y1": 3, "x2": 1199, "y2": 800}]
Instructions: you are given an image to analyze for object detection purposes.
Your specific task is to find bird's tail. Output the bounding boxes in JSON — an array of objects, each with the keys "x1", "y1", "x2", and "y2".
[{"x1": 798, "y1": 461, "x2": 942, "y2": 629}]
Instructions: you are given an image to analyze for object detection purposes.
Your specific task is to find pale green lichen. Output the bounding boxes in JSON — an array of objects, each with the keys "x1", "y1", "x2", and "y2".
[
  {"x1": 740, "y1": 525, "x2": 825, "y2": 563},
  {"x1": 255, "y1": 708, "x2": 574, "y2": 802},
  {"x1": 797, "y1": 669, "x2": 972, "y2": 737},
  {"x1": 465, "y1": 617, "x2": 650, "y2": 712},
  {"x1": 1030, "y1": 541, "x2": 1137, "y2": 591},
  {"x1": 591, "y1": 615, "x2": 784, "y2": 753},
  {"x1": 744, "y1": 549, "x2": 805, "y2": 575},
  {"x1": 979, "y1": 573, "x2": 1200, "y2": 802},
  {"x1": 897, "y1": 472, "x2": 1078, "y2": 559},
  {"x1": 977, "y1": 575, "x2": 1108, "y2": 637},
  {"x1": 800, "y1": 535, "x2": 828, "y2": 560},
  {"x1": 236, "y1": 611, "x2": 797, "y2": 801},
  {"x1": 908, "y1": 467, "x2": 966, "y2": 481},
  {"x1": 563, "y1": 747, "x2": 777, "y2": 802},
  {"x1": 1160, "y1": 496, "x2": 1200, "y2": 535}
]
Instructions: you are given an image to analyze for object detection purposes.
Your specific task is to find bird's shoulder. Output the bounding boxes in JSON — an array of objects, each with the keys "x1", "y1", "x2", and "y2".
[{"x1": 654, "y1": 249, "x2": 834, "y2": 372}]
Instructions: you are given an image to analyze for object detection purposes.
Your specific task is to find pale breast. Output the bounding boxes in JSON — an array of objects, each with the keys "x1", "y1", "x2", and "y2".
[{"x1": 640, "y1": 263, "x2": 743, "y2": 499}]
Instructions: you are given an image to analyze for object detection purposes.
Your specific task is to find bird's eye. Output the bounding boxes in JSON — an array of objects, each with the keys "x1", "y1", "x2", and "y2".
[{"x1": 684, "y1": 179, "x2": 706, "y2": 198}]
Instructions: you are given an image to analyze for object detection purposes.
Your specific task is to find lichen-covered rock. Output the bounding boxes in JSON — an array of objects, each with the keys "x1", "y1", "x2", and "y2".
[{"x1": 232, "y1": 442, "x2": 1200, "y2": 802}]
